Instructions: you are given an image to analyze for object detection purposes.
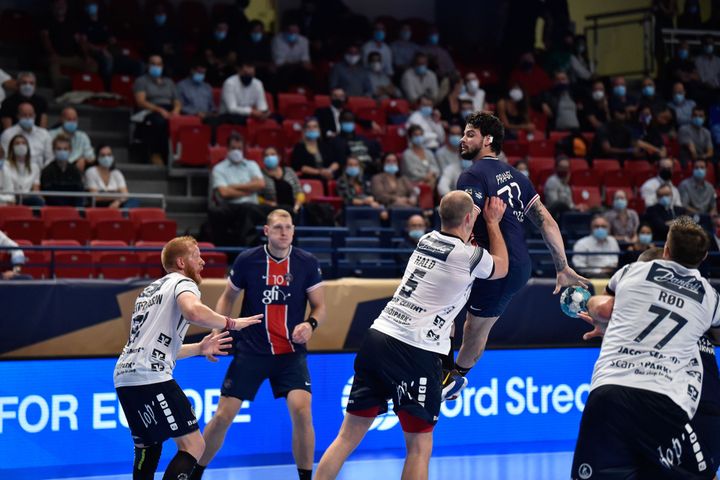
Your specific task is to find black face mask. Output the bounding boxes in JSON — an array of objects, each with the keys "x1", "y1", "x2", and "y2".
[
  {"x1": 331, "y1": 99, "x2": 345, "y2": 109},
  {"x1": 240, "y1": 75, "x2": 253, "y2": 86},
  {"x1": 659, "y1": 168, "x2": 672, "y2": 181}
]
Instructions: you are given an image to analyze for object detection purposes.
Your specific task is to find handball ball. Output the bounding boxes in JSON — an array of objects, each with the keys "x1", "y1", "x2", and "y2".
[{"x1": 560, "y1": 286, "x2": 591, "y2": 318}]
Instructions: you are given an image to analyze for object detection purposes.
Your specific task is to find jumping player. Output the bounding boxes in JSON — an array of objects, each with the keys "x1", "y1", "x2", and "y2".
[
  {"x1": 192, "y1": 209, "x2": 326, "y2": 480},
  {"x1": 571, "y1": 217, "x2": 719, "y2": 478},
  {"x1": 113, "y1": 236, "x2": 262, "y2": 480},
  {"x1": 315, "y1": 192, "x2": 509, "y2": 480},
  {"x1": 446, "y1": 111, "x2": 588, "y2": 395}
]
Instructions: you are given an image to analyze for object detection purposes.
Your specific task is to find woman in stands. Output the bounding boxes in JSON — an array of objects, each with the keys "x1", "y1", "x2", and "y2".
[
  {"x1": 337, "y1": 155, "x2": 382, "y2": 208},
  {"x1": 401, "y1": 124, "x2": 439, "y2": 190},
  {"x1": 290, "y1": 117, "x2": 337, "y2": 184},
  {"x1": 259, "y1": 146, "x2": 304, "y2": 215},
  {"x1": 85, "y1": 145, "x2": 134, "y2": 208},
  {"x1": 370, "y1": 152, "x2": 418, "y2": 209},
  {"x1": 602, "y1": 190, "x2": 639, "y2": 244},
  {"x1": 5, "y1": 134, "x2": 43, "y2": 206},
  {"x1": 496, "y1": 83, "x2": 535, "y2": 140}
]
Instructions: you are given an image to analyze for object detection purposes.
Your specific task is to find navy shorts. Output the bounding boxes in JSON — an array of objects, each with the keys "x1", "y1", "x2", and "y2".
[
  {"x1": 221, "y1": 351, "x2": 311, "y2": 401},
  {"x1": 467, "y1": 261, "x2": 531, "y2": 317},
  {"x1": 572, "y1": 385, "x2": 714, "y2": 479},
  {"x1": 116, "y1": 379, "x2": 199, "y2": 446}
]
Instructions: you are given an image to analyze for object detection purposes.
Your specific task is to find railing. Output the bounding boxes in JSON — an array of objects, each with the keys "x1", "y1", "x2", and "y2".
[
  {"x1": 5, "y1": 190, "x2": 166, "y2": 209},
  {"x1": 660, "y1": 28, "x2": 720, "y2": 59}
]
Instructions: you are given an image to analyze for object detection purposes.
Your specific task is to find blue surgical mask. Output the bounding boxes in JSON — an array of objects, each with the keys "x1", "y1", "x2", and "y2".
[
  {"x1": 63, "y1": 121, "x2": 77, "y2": 133},
  {"x1": 420, "y1": 105, "x2": 433, "y2": 117},
  {"x1": 694, "y1": 168, "x2": 706, "y2": 180},
  {"x1": 154, "y1": 14, "x2": 167, "y2": 26},
  {"x1": 228, "y1": 149, "x2": 244, "y2": 164},
  {"x1": 692, "y1": 116, "x2": 705, "y2": 127},
  {"x1": 678, "y1": 49, "x2": 689, "y2": 60},
  {"x1": 264, "y1": 155, "x2": 279, "y2": 169},
  {"x1": 341, "y1": 121, "x2": 355, "y2": 133},
  {"x1": 409, "y1": 229, "x2": 425, "y2": 240},
  {"x1": 214, "y1": 30, "x2": 227, "y2": 41},
  {"x1": 400, "y1": 30, "x2": 412, "y2": 41},
  {"x1": 593, "y1": 227, "x2": 608, "y2": 240},
  {"x1": 411, "y1": 135, "x2": 424, "y2": 146},
  {"x1": 519, "y1": 169, "x2": 529, "y2": 177},
  {"x1": 461, "y1": 109, "x2": 473, "y2": 120},
  {"x1": 639, "y1": 233, "x2": 653, "y2": 245},
  {"x1": 674, "y1": 93, "x2": 685, "y2": 104},
  {"x1": 19, "y1": 83, "x2": 34, "y2": 97},
  {"x1": 346, "y1": 166, "x2": 360, "y2": 177},
  {"x1": 613, "y1": 198, "x2": 627, "y2": 210},
  {"x1": 55, "y1": 149, "x2": 70, "y2": 162},
  {"x1": 304, "y1": 130, "x2": 320, "y2": 140},
  {"x1": 384, "y1": 164, "x2": 399, "y2": 174},
  {"x1": 705, "y1": 45, "x2": 714, "y2": 55},
  {"x1": 149, "y1": 65, "x2": 163, "y2": 78},
  {"x1": 18, "y1": 117, "x2": 34, "y2": 130},
  {"x1": 373, "y1": 30, "x2": 385, "y2": 42},
  {"x1": 449, "y1": 134, "x2": 462, "y2": 147},
  {"x1": 642, "y1": 85, "x2": 655, "y2": 97},
  {"x1": 415, "y1": 65, "x2": 428, "y2": 76},
  {"x1": 192, "y1": 72, "x2": 205, "y2": 84},
  {"x1": 286, "y1": 32, "x2": 298, "y2": 43},
  {"x1": 428, "y1": 33, "x2": 439, "y2": 45},
  {"x1": 250, "y1": 31, "x2": 263, "y2": 43},
  {"x1": 658, "y1": 195, "x2": 672, "y2": 207},
  {"x1": 98, "y1": 155, "x2": 113, "y2": 168},
  {"x1": 461, "y1": 159, "x2": 472, "y2": 169},
  {"x1": 613, "y1": 85, "x2": 626, "y2": 97},
  {"x1": 86, "y1": 3, "x2": 98, "y2": 16}
]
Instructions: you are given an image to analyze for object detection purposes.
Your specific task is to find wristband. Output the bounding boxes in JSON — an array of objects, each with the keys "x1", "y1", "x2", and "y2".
[
  {"x1": 305, "y1": 316, "x2": 318, "y2": 331},
  {"x1": 225, "y1": 316, "x2": 234, "y2": 330}
]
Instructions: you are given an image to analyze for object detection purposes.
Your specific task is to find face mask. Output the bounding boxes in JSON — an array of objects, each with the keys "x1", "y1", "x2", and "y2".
[
  {"x1": 449, "y1": 134, "x2": 462, "y2": 147},
  {"x1": 214, "y1": 30, "x2": 227, "y2": 41},
  {"x1": 13, "y1": 144, "x2": 28, "y2": 157},
  {"x1": 331, "y1": 98, "x2": 345, "y2": 109},
  {"x1": 19, "y1": 83, "x2": 34, "y2": 97},
  {"x1": 613, "y1": 198, "x2": 627, "y2": 210},
  {"x1": 641, "y1": 113, "x2": 652, "y2": 126},
  {"x1": 250, "y1": 31, "x2": 263, "y2": 43},
  {"x1": 415, "y1": 65, "x2": 428, "y2": 75},
  {"x1": 593, "y1": 227, "x2": 608, "y2": 241},
  {"x1": 420, "y1": 105, "x2": 433, "y2": 117},
  {"x1": 304, "y1": 130, "x2": 320, "y2": 140},
  {"x1": 692, "y1": 116, "x2": 705, "y2": 127},
  {"x1": 519, "y1": 169, "x2": 529, "y2": 177},
  {"x1": 370, "y1": 61, "x2": 382, "y2": 73},
  {"x1": 642, "y1": 85, "x2": 655, "y2": 97},
  {"x1": 55, "y1": 150, "x2": 70, "y2": 162},
  {"x1": 639, "y1": 233, "x2": 653, "y2": 245},
  {"x1": 557, "y1": 170, "x2": 570, "y2": 180},
  {"x1": 674, "y1": 93, "x2": 685, "y2": 104},
  {"x1": 192, "y1": 72, "x2": 205, "y2": 84},
  {"x1": 592, "y1": 90, "x2": 605, "y2": 101},
  {"x1": 408, "y1": 229, "x2": 425, "y2": 240},
  {"x1": 384, "y1": 164, "x2": 399, "y2": 174},
  {"x1": 148, "y1": 65, "x2": 163, "y2": 78},
  {"x1": 154, "y1": 14, "x2": 167, "y2": 26},
  {"x1": 63, "y1": 121, "x2": 77, "y2": 133},
  {"x1": 461, "y1": 159, "x2": 473, "y2": 169},
  {"x1": 346, "y1": 166, "x2": 360, "y2": 177},
  {"x1": 658, "y1": 195, "x2": 672, "y2": 207},
  {"x1": 98, "y1": 155, "x2": 113, "y2": 168},
  {"x1": 86, "y1": 3, "x2": 98, "y2": 16},
  {"x1": 341, "y1": 121, "x2": 355, "y2": 133},
  {"x1": 228, "y1": 149, "x2": 244, "y2": 164},
  {"x1": 659, "y1": 168, "x2": 672, "y2": 181},
  {"x1": 509, "y1": 88, "x2": 523, "y2": 102},
  {"x1": 411, "y1": 135, "x2": 424, "y2": 146},
  {"x1": 428, "y1": 34, "x2": 439, "y2": 45},
  {"x1": 613, "y1": 85, "x2": 626, "y2": 97},
  {"x1": 705, "y1": 45, "x2": 714, "y2": 55},
  {"x1": 18, "y1": 117, "x2": 34, "y2": 130},
  {"x1": 467, "y1": 79, "x2": 480, "y2": 93},
  {"x1": 345, "y1": 54, "x2": 361, "y2": 65},
  {"x1": 286, "y1": 32, "x2": 298, "y2": 43},
  {"x1": 461, "y1": 109, "x2": 473, "y2": 120},
  {"x1": 264, "y1": 155, "x2": 279, "y2": 169},
  {"x1": 679, "y1": 49, "x2": 689, "y2": 60},
  {"x1": 373, "y1": 30, "x2": 385, "y2": 42},
  {"x1": 400, "y1": 30, "x2": 412, "y2": 41},
  {"x1": 693, "y1": 168, "x2": 706, "y2": 180},
  {"x1": 240, "y1": 74, "x2": 253, "y2": 86}
]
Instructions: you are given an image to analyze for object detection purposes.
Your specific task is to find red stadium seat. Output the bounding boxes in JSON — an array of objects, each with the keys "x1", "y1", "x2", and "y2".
[
  {"x1": 603, "y1": 170, "x2": 633, "y2": 188},
  {"x1": 215, "y1": 124, "x2": 248, "y2": 146},
  {"x1": 591, "y1": 159, "x2": 621, "y2": 179},
  {"x1": 175, "y1": 125, "x2": 211, "y2": 166},
  {"x1": 571, "y1": 186, "x2": 602, "y2": 209},
  {"x1": 94, "y1": 219, "x2": 136, "y2": 244},
  {"x1": 246, "y1": 118, "x2": 280, "y2": 141},
  {"x1": 569, "y1": 158, "x2": 589, "y2": 173},
  {"x1": 548, "y1": 131, "x2": 571, "y2": 143},
  {"x1": 380, "y1": 98, "x2": 410, "y2": 116},
  {"x1": 571, "y1": 170, "x2": 600, "y2": 187},
  {"x1": 111, "y1": 75, "x2": 136, "y2": 105},
  {"x1": 528, "y1": 157, "x2": 555, "y2": 179},
  {"x1": 283, "y1": 102, "x2": 315, "y2": 120},
  {"x1": 197, "y1": 242, "x2": 227, "y2": 278},
  {"x1": 135, "y1": 241, "x2": 165, "y2": 278},
  {"x1": 356, "y1": 106, "x2": 386, "y2": 126},
  {"x1": 502, "y1": 140, "x2": 528, "y2": 157},
  {"x1": 313, "y1": 94, "x2": 330, "y2": 109},
  {"x1": 4, "y1": 218, "x2": 45, "y2": 244},
  {"x1": 72, "y1": 72, "x2": 104, "y2": 92},
  {"x1": 137, "y1": 220, "x2": 177, "y2": 242},
  {"x1": 282, "y1": 120, "x2": 305, "y2": 146},
  {"x1": 84, "y1": 208, "x2": 123, "y2": 227},
  {"x1": 244, "y1": 147, "x2": 263, "y2": 163},
  {"x1": 129, "y1": 208, "x2": 166, "y2": 228},
  {"x1": 278, "y1": 93, "x2": 309, "y2": 116},
  {"x1": 14, "y1": 239, "x2": 49, "y2": 279},
  {"x1": 380, "y1": 125, "x2": 408, "y2": 154},
  {"x1": 49, "y1": 219, "x2": 92, "y2": 244},
  {"x1": 347, "y1": 96, "x2": 376, "y2": 113},
  {"x1": 209, "y1": 145, "x2": 228, "y2": 167},
  {"x1": 265, "y1": 92, "x2": 275, "y2": 113},
  {"x1": 299, "y1": 179, "x2": 325, "y2": 201},
  {"x1": 89, "y1": 240, "x2": 127, "y2": 263},
  {"x1": 97, "y1": 251, "x2": 142, "y2": 279},
  {"x1": 40, "y1": 206, "x2": 80, "y2": 228},
  {"x1": 327, "y1": 180, "x2": 338, "y2": 196},
  {"x1": 629, "y1": 197, "x2": 646, "y2": 214},
  {"x1": 169, "y1": 116, "x2": 202, "y2": 154},
  {"x1": 54, "y1": 252, "x2": 94, "y2": 278},
  {"x1": 605, "y1": 187, "x2": 634, "y2": 206},
  {"x1": 0, "y1": 205, "x2": 33, "y2": 228},
  {"x1": 417, "y1": 183, "x2": 434, "y2": 210},
  {"x1": 528, "y1": 139, "x2": 554, "y2": 157},
  {"x1": 212, "y1": 87, "x2": 221, "y2": 108},
  {"x1": 253, "y1": 127, "x2": 285, "y2": 149}
]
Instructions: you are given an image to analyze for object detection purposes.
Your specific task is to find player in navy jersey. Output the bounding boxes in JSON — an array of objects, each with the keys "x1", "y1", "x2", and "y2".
[
  {"x1": 191, "y1": 210, "x2": 326, "y2": 480},
  {"x1": 447, "y1": 112, "x2": 589, "y2": 390}
]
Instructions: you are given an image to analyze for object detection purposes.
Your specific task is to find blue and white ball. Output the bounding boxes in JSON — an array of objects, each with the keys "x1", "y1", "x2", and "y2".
[{"x1": 560, "y1": 286, "x2": 591, "y2": 318}]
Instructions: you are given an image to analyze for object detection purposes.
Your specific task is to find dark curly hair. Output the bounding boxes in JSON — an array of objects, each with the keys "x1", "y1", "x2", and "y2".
[{"x1": 465, "y1": 111, "x2": 504, "y2": 155}]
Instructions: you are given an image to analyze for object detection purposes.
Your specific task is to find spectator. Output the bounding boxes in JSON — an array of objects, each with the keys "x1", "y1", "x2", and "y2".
[
  {"x1": 463, "y1": 72, "x2": 485, "y2": 112},
  {"x1": 4, "y1": 135, "x2": 42, "y2": 206},
  {"x1": 544, "y1": 156, "x2": 576, "y2": 218},
  {"x1": 401, "y1": 52, "x2": 439, "y2": 104},
  {"x1": 336, "y1": 156, "x2": 381, "y2": 208},
  {"x1": 291, "y1": 117, "x2": 338, "y2": 182},
  {"x1": 664, "y1": 40, "x2": 699, "y2": 90},
  {"x1": 640, "y1": 158, "x2": 682, "y2": 207},
  {"x1": 678, "y1": 0, "x2": 703, "y2": 29},
  {"x1": 571, "y1": 215, "x2": 620, "y2": 278},
  {"x1": 271, "y1": 21, "x2": 313, "y2": 91},
  {"x1": 237, "y1": 20, "x2": 275, "y2": 89},
  {"x1": 438, "y1": 155, "x2": 472, "y2": 197},
  {"x1": 0, "y1": 103, "x2": 53, "y2": 169},
  {"x1": 401, "y1": 124, "x2": 439, "y2": 188},
  {"x1": 142, "y1": 2, "x2": 181, "y2": 76},
  {"x1": 361, "y1": 21, "x2": 393, "y2": 76},
  {"x1": 645, "y1": 184, "x2": 687, "y2": 240},
  {"x1": 314, "y1": 88, "x2": 376, "y2": 139},
  {"x1": 84, "y1": 145, "x2": 132, "y2": 208},
  {"x1": 203, "y1": 20, "x2": 236, "y2": 86},
  {"x1": 497, "y1": 84, "x2": 535, "y2": 139},
  {"x1": 679, "y1": 159, "x2": 717, "y2": 215},
  {"x1": 580, "y1": 80, "x2": 610, "y2": 132},
  {"x1": 438, "y1": 74, "x2": 464, "y2": 123},
  {"x1": 0, "y1": 230, "x2": 26, "y2": 279},
  {"x1": 329, "y1": 44, "x2": 372, "y2": 97},
  {"x1": 211, "y1": 134, "x2": 265, "y2": 206},
  {"x1": 222, "y1": 0, "x2": 249, "y2": 38},
  {"x1": 366, "y1": 51, "x2": 401, "y2": 100},
  {"x1": 260, "y1": 146, "x2": 304, "y2": 215},
  {"x1": 695, "y1": 35, "x2": 720, "y2": 90},
  {"x1": 568, "y1": 34, "x2": 593, "y2": 85},
  {"x1": 391, "y1": 23, "x2": 420, "y2": 72},
  {"x1": 49, "y1": 107, "x2": 95, "y2": 172},
  {"x1": 177, "y1": 63, "x2": 216, "y2": 119},
  {"x1": 40, "y1": 135, "x2": 84, "y2": 207},
  {"x1": 0, "y1": 72, "x2": 48, "y2": 130},
  {"x1": 401, "y1": 214, "x2": 427, "y2": 248},
  {"x1": 514, "y1": 159, "x2": 530, "y2": 177},
  {"x1": 0, "y1": 68, "x2": 15, "y2": 110},
  {"x1": 541, "y1": 70, "x2": 580, "y2": 131},
  {"x1": 220, "y1": 61, "x2": 269, "y2": 124},
  {"x1": 370, "y1": 152, "x2": 418, "y2": 208},
  {"x1": 76, "y1": 1, "x2": 114, "y2": 88},
  {"x1": 628, "y1": 223, "x2": 655, "y2": 251},
  {"x1": 0, "y1": 147, "x2": 13, "y2": 205},
  {"x1": 330, "y1": 110, "x2": 382, "y2": 176},
  {"x1": 603, "y1": 190, "x2": 639, "y2": 243},
  {"x1": 678, "y1": 106, "x2": 713, "y2": 166},
  {"x1": 667, "y1": 82, "x2": 696, "y2": 128},
  {"x1": 406, "y1": 96, "x2": 445, "y2": 149},
  {"x1": 633, "y1": 106, "x2": 667, "y2": 161},
  {"x1": 508, "y1": 52, "x2": 552, "y2": 99},
  {"x1": 41, "y1": 0, "x2": 87, "y2": 94},
  {"x1": 637, "y1": 77, "x2": 666, "y2": 115},
  {"x1": 435, "y1": 124, "x2": 463, "y2": 171},
  {"x1": 422, "y1": 26, "x2": 456, "y2": 78},
  {"x1": 608, "y1": 76, "x2": 638, "y2": 116},
  {"x1": 592, "y1": 105, "x2": 636, "y2": 161},
  {"x1": 133, "y1": 55, "x2": 181, "y2": 165}
]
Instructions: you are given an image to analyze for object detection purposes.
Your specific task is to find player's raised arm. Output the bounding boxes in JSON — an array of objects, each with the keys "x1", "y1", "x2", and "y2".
[
  {"x1": 177, "y1": 291, "x2": 262, "y2": 331},
  {"x1": 525, "y1": 199, "x2": 589, "y2": 293},
  {"x1": 482, "y1": 196, "x2": 508, "y2": 279}
]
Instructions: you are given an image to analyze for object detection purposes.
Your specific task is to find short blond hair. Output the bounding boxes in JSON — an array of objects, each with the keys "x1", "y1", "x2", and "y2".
[
  {"x1": 161, "y1": 236, "x2": 198, "y2": 273},
  {"x1": 266, "y1": 209, "x2": 293, "y2": 226}
]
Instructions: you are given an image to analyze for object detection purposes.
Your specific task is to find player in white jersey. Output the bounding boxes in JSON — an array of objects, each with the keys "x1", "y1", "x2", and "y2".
[
  {"x1": 571, "y1": 217, "x2": 720, "y2": 479},
  {"x1": 113, "y1": 236, "x2": 262, "y2": 480},
  {"x1": 315, "y1": 191, "x2": 509, "y2": 480}
]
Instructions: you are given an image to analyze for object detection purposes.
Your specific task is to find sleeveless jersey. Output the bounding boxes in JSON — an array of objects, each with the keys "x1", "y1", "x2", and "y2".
[
  {"x1": 114, "y1": 272, "x2": 200, "y2": 387},
  {"x1": 371, "y1": 231, "x2": 495, "y2": 354}
]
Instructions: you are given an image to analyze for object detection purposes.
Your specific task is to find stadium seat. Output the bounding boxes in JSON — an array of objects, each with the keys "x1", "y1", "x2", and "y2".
[
  {"x1": 169, "y1": 116, "x2": 202, "y2": 154},
  {"x1": 278, "y1": 93, "x2": 310, "y2": 117},
  {"x1": 339, "y1": 236, "x2": 396, "y2": 278},
  {"x1": 390, "y1": 207, "x2": 423, "y2": 235},
  {"x1": 89, "y1": 240, "x2": 127, "y2": 263},
  {"x1": 40, "y1": 206, "x2": 81, "y2": 228},
  {"x1": 137, "y1": 220, "x2": 177, "y2": 242},
  {"x1": 175, "y1": 124, "x2": 211, "y2": 166},
  {"x1": 628, "y1": 197, "x2": 646, "y2": 214},
  {"x1": 313, "y1": 94, "x2": 330, "y2": 108},
  {"x1": 602, "y1": 170, "x2": 631, "y2": 188},
  {"x1": 502, "y1": 140, "x2": 528, "y2": 157},
  {"x1": 97, "y1": 251, "x2": 142, "y2": 279},
  {"x1": 129, "y1": 208, "x2": 166, "y2": 227},
  {"x1": 84, "y1": 207, "x2": 123, "y2": 227},
  {"x1": 72, "y1": 72, "x2": 104, "y2": 92},
  {"x1": 212, "y1": 87, "x2": 221, "y2": 108},
  {"x1": 245, "y1": 147, "x2": 263, "y2": 163},
  {"x1": 0, "y1": 205, "x2": 33, "y2": 228},
  {"x1": 356, "y1": 106, "x2": 386, "y2": 126},
  {"x1": 135, "y1": 241, "x2": 165, "y2": 278},
  {"x1": 380, "y1": 98, "x2": 410, "y2": 116},
  {"x1": 0, "y1": 9, "x2": 34, "y2": 42},
  {"x1": 528, "y1": 157, "x2": 555, "y2": 179},
  {"x1": 209, "y1": 145, "x2": 228, "y2": 167},
  {"x1": 344, "y1": 207, "x2": 383, "y2": 235},
  {"x1": 295, "y1": 237, "x2": 333, "y2": 268},
  {"x1": 110, "y1": 75, "x2": 136, "y2": 106},
  {"x1": 4, "y1": 218, "x2": 45, "y2": 244},
  {"x1": 282, "y1": 120, "x2": 305, "y2": 146},
  {"x1": 265, "y1": 92, "x2": 275, "y2": 113},
  {"x1": 299, "y1": 179, "x2": 325, "y2": 201},
  {"x1": 14, "y1": 239, "x2": 49, "y2": 279},
  {"x1": 528, "y1": 140, "x2": 555, "y2": 157},
  {"x1": 49, "y1": 219, "x2": 92, "y2": 244},
  {"x1": 93, "y1": 219, "x2": 136, "y2": 247},
  {"x1": 560, "y1": 212, "x2": 593, "y2": 240},
  {"x1": 347, "y1": 97, "x2": 377, "y2": 113},
  {"x1": 215, "y1": 124, "x2": 248, "y2": 147},
  {"x1": 253, "y1": 126, "x2": 285, "y2": 149},
  {"x1": 380, "y1": 125, "x2": 408, "y2": 154},
  {"x1": 591, "y1": 159, "x2": 621, "y2": 178},
  {"x1": 604, "y1": 186, "x2": 634, "y2": 206},
  {"x1": 571, "y1": 186, "x2": 602, "y2": 209},
  {"x1": 571, "y1": 170, "x2": 600, "y2": 187},
  {"x1": 569, "y1": 158, "x2": 589, "y2": 173},
  {"x1": 197, "y1": 242, "x2": 227, "y2": 278},
  {"x1": 283, "y1": 102, "x2": 315, "y2": 120},
  {"x1": 42, "y1": 240, "x2": 91, "y2": 278},
  {"x1": 548, "y1": 131, "x2": 571, "y2": 143},
  {"x1": 417, "y1": 183, "x2": 434, "y2": 210}
]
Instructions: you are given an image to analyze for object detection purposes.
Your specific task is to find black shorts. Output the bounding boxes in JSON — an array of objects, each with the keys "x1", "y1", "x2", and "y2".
[
  {"x1": 572, "y1": 385, "x2": 715, "y2": 479},
  {"x1": 116, "y1": 379, "x2": 199, "y2": 446},
  {"x1": 467, "y1": 261, "x2": 531, "y2": 318},
  {"x1": 346, "y1": 329, "x2": 442, "y2": 432},
  {"x1": 221, "y1": 351, "x2": 311, "y2": 401}
]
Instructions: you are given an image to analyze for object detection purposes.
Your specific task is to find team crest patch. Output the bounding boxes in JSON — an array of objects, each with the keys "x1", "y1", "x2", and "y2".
[
  {"x1": 284, "y1": 272, "x2": 294, "y2": 284},
  {"x1": 578, "y1": 463, "x2": 592, "y2": 479}
]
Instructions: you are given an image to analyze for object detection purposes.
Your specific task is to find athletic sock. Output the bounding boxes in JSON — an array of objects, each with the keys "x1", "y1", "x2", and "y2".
[
  {"x1": 133, "y1": 444, "x2": 162, "y2": 480},
  {"x1": 454, "y1": 363, "x2": 471, "y2": 376},
  {"x1": 189, "y1": 464, "x2": 206, "y2": 480},
  {"x1": 162, "y1": 451, "x2": 197, "y2": 480},
  {"x1": 298, "y1": 468, "x2": 312, "y2": 480}
]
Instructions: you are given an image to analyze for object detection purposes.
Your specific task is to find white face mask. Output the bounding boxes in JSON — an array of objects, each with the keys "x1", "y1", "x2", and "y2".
[
  {"x1": 467, "y1": 79, "x2": 480, "y2": 93},
  {"x1": 13, "y1": 144, "x2": 28, "y2": 157},
  {"x1": 509, "y1": 88, "x2": 523, "y2": 102},
  {"x1": 592, "y1": 90, "x2": 605, "y2": 101},
  {"x1": 228, "y1": 149, "x2": 244, "y2": 164}
]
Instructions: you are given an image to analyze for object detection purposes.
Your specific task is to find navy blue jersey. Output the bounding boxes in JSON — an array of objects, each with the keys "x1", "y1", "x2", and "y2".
[
  {"x1": 456, "y1": 156, "x2": 540, "y2": 264},
  {"x1": 228, "y1": 245, "x2": 323, "y2": 355},
  {"x1": 699, "y1": 335, "x2": 720, "y2": 415}
]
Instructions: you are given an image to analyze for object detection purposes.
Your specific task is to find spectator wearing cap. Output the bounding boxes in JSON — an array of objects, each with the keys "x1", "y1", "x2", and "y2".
[
  {"x1": 49, "y1": 107, "x2": 95, "y2": 172},
  {"x1": 679, "y1": 158, "x2": 717, "y2": 215},
  {"x1": 645, "y1": 183, "x2": 687, "y2": 240},
  {"x1": 401, "y1": 52, "x2": 439, "y2": 104},
  {"x1": 362, "y1": 21, "x2": 393, "y2": 76},
  {"x1": 0, "y1": 102, "x2": 53, "y2": 169},
  {"x1": 678, "y1": 106, "x2": 713, "y2": 166},
  {"x1": 366, "y1": 51, "x2": 401, "y2": 100},
  {"x1": 640, "y1": 158, "x2": 682, "y2": 207},
  {"x1": 406, "y1": 96, "x2": 445, "y2": 150},
  {"x1": 0, "y1": 72, "x2": 48, "y2": 129},
  {"x1": 571, "y1": 215, "x2": 620, "y2": 278},
  {"x1": 329, "y1": 44, "x2": 372, "y2": 97},
  {"x1": 391, "y1": 23, "x2": 420, "y2": 72}
]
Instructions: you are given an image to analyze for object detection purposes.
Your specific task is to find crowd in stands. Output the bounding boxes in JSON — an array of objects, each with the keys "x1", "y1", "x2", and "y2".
[{"x1": 4, "y1": 0, "x2": 720, "y2": 279}]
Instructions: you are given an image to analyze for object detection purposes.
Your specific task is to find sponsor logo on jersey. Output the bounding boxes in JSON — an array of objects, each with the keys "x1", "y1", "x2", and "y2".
[
  {"x1": 262, "y1": 285, "x2": 291, "y2": 305},
  {"x1": 416, "y1": 237, "x2": 454, "y2": 262},
  {"x1": 156, "y1": 393, "x2": 178, "y2": 431},
  {"x1": 645, "y1": 263, "x2": 705, "y2": 303}
]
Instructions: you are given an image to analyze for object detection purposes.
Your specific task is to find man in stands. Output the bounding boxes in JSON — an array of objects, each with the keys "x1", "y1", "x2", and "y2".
[
  {"x1": 401, "y1": 52, "x2": 439, "y2": 104},
  {"x1": 49, "y1": 107, "x2": 94, "y2": 172},
  {"x1": 571, "y1": 215, "x2": 621, "y2": 278},
  {"x1": 0, "y1": 71, "x2": 47, "y2": 129},
  {"x1": 40, "y1": 134, "x2": 84, "y2": 206},
  {"x1": 0, "y1": 102, "x2": 52, "y2": 168},
  {"x1": 220, "y1": 61, "x2": 270, "y2": 124}
]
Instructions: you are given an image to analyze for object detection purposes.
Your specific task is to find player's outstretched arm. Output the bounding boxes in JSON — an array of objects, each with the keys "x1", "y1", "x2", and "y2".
[
  {"x1": 178, "y1": 330, "x2": 234, "y2": 360},
  {"x1": 483, "y1": 196, "x2": 509, "y2": 279},
  {"x1": 177, "y1": 291, "x2": 263, "y2": 330},
  {"x1": 525, "y1": 200, "x2": 589, "y2": 293}
]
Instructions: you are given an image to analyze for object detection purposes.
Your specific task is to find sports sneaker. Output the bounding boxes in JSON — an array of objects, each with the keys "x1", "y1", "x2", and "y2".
[{"x1": 441, "y1": 369, "x2": 468, "y2": 401}]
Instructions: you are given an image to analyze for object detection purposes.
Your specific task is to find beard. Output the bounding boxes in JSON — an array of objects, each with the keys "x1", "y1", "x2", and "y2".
[
  {"x1": 460, "y1": 145, "x2": 480, "y2": 160},
  {"x1": 183, "y1": 264, "x2": 202, "y2": 284}
]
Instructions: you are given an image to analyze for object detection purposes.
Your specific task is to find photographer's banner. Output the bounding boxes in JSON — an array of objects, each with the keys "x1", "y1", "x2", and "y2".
[{"x1": 0, "y1": 348, "x2": 598, "y2": 479}]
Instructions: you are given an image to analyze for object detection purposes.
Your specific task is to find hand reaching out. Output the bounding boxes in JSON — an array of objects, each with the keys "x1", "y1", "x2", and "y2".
[{"x1": 199, "y1": 330, "x2": 233, "y2": 362}]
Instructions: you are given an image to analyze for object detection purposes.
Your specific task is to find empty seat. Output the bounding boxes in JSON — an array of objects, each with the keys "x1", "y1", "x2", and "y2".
[
  {"x1": 94, "y1": 219, "x2": 136, "y2": 244},
  {"x1": 14, "y1": 239, "x2": 49, "y2": 279},
  {"x1": 0, "y1": 205, "x2": 33, "y2": 228},
  {"x1": 380, "y1": 125, "x2": 408, "y2": 153},
  {"x1": 89, "y1": 240, "x2": 128, "y2": 263},
  {"x1": 72, "y1": 72, "x2": 104, "y2": 92},
  {"x1": 111, "y1": 74, "x2": 136, "y2": 105},
  {"x1": 175, "y1": 125, "x2": 211, "y2": 166},
  {"x1": 299, "y1": 179, "x2": 325, "y2": 201},
  {"x1": 42, "y1": 240, "x2": 91, "y2": 278},
  {"x1": 3, "y1": 218, "x2": 45, "y2": 244},
  {"x1": 129, "y1": 208, "x2": 166, "y2": 227},
  {"x1": 571, "y1": 170, "x2": 600, "y2": 187},
  {"x1": 49, "y1": 219, "x2": 92, "y2": 244},
  {"x1": 347, "y1": 96, "x2": 376, "y2": 112},
  {"x1": 40, "y1": 206, "x2": 80, "y2": 228},
  {"x1": 569, "y1": 158, "x2": 589, "y2": 173},
  {"x1": 528, "y1": 157, "x2": 555, "y2": 179},
  {"x1": 344, "y1": 207, "x2": 383, "y2": 235},
  {"x1": 215, "y1": 124, "x2": 248, "y2": 146},
  {"x1": 571, "y1": 186, "x2": 602, "y2": 209},
  {"x1": 169, "y1": 116, "x2": 202, "y2": 154},
  {"x1": 197, "y1": 242, "x2": 227, "y2": 278},
  {"x1": 137, "y1": 219, "x2": 177, "y2": 242},
  {"x1": 135, "y1": 241, "x2": 165, "y2": 278},
  {"x1": 84, "y1": 207, "x2": 123, "y2": 227},
  {"x1": 278, "y1": 92, "x2": 309, "y2": 115},
  {"x1": 97, "y1": 251, "x2": 142, "y2": 279},
  {"x1": 528, "y1": 139, "x2": 555, "y2": 157},
  {"x1": 390, "y1": 207, "x2": 423, "y2": 235},
  {"x1": 592, "y1": 158, "x2": 621, "y2": 178},
  {"x1": 253, "y1": 127, "x2": 285, "y2": 149},
  {"x1": 295, "y1": 237, "x2": 333, "y2": 268}
]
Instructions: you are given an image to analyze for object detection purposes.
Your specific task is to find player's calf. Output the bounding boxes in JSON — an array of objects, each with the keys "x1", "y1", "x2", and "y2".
[{"x1": 133, "y1": 443, "x2": 162, "y2": 480}]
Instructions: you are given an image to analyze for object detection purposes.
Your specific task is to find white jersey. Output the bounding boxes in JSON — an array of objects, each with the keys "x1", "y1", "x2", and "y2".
[
  {"x1": 591, "y1": 259, "x2": 720, "y2": 417},
  {"x1": 114, "y1": 272, "x2": 201, "y2": 387},
  {"x1": 372, "y1": 231, "x2": 495, "y2": 354}
]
